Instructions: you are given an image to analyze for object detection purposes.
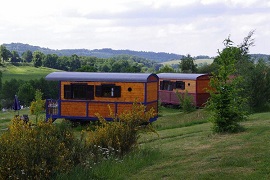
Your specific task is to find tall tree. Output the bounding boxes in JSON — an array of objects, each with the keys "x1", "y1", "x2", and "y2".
[
  {"x1": 22, "y1": 50, "x2": 33, "y2": 63},
  {"x1": 207, "y1": 36, "x2": 250, "y2": 133},
  {"x1": 157, "y1": 65, "x2": 175, "y2": 73},
  {"x1": 0, "y1": 45, "x2": 11, "y2": 63},
  {"x1": 179, "y1": 54, "x2": 197, "y2": 73},
  {"x1": 18, "y1": 82, "x2": 35, "y2": 106},
  {"x1": 43, "y1": 54, "x2": 58, "y2": 68},
  {"x1": 32, "y1": 51, "x2": 44, "y2": 67},
  {"x1": 10, "y1": 50, "x2": 21, "y2": 63}
]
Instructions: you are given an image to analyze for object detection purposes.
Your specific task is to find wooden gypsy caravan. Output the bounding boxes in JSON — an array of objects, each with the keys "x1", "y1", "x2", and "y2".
[
  {"x1": 157, "y1": 73, "x2": 210, "y2": 107},
  {"x1": 45, "y1": 72, "x2": 159, "y2": 122}
]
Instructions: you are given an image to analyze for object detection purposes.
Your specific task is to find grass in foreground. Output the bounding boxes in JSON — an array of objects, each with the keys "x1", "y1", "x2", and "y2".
[
  {"x1": 1, "y1": 107, "x2": 270, "y2": 179},
  {"x1": 58, "y1": 107, "x2": 270, "y2": 179}
]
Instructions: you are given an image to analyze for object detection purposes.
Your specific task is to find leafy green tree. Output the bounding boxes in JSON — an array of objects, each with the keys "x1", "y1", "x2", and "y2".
[
  {"x1": 243, "y1": 59, "x2": 270, "y2": 112},
  {"x1": 207, "y1": 37, "x2": 248, "y2": 133},
  {"x1": 10, "y1": 50, "x2": 21, "y2": 63},
  {"x1": 22, "y1": 50, "x2": 33, "y2": 63},
  {"x1": 100, "y1": 64, "x2": 110, "y2": 72},
  {"x1": 30, "y1": 89, "x2": 45, "y2": 123},
  {"x1": 0, "y1": 45, "x2": 11, "y2": 63},
  {"x1": 32, "y1": 51, "x2": 44, "y2": 67},
  {"x1": 197, "y1": 62, "x2": 218, "y2": 74},
  {"x1": 76, "y1": 65, "x2": 97, "y2": 72},
  {"x1": 69, "y1": 54, "x2": 81, "y2": 71},
  {"x1": 179, "y1": 54, "x2": 197, "y2": 73},
  {"x1": 18, "y1": 82, "x2": 35, "y2": 106},
  {"x1": 43, "y1": 54, "x2": 58, "y2": 68},
  {"x1": 1, "y1": 79, "x2": 22, "y2": 108},
  {"x1": 157, "y1": 65, "x2": 175, "y2": 73}
]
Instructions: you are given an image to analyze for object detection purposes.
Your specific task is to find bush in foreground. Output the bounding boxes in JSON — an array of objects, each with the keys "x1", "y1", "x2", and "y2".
[
  {"x1": 0, "y1": 117, "x2": 83, "y2": 179},
  {"x1": 85, "y1": 102, "x2": 157, "y2": 156}
]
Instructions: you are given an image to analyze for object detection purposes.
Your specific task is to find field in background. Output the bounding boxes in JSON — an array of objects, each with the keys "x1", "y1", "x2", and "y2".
[
  {"x1": 161, "y1": 58, "x2": 214, "y2": 67},
  {"x1": 0, "y1": 64, "x2": 61, "y2": 82}
]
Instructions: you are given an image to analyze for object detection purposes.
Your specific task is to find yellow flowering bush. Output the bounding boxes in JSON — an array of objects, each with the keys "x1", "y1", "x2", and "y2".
[
  {"x1": 0, "y1": 117, "x2": 82, "y2": 179},
  {"x1": 86, "y1": 102, "x2": 157, "y2": 156}
]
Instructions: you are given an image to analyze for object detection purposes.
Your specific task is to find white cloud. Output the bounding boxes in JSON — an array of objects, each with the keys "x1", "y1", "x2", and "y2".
[{"x1": 0, "y1": 0, "x2": 269, "y2": 56}]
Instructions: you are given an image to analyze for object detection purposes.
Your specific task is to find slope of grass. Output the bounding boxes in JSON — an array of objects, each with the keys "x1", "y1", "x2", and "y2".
[
  {"x1": 132, "y1": 110, "x2": 270, "y2": 179},
  {"x1": 0, "y1": 64, "x2": 61, "y2": 82},
  {"x1": 1, "y1": 107, "x2": 270, "y2": 179}
]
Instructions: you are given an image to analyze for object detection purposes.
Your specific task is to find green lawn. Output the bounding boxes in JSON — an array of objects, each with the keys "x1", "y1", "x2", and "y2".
[
  {"x1": 1, "y1": 107, "x2": 270, "y2": 179},
  {"x1": 0, "y1": 64, "x2": 61, "y2": 82},
  {"x1": 131, "y1": 109, "x2": 270, "y2": 179}
]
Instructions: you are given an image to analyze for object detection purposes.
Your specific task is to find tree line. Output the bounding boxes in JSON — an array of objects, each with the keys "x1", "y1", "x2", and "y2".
[{"x1": 1, "y1": 36, "x2": 270, "y2": 115}]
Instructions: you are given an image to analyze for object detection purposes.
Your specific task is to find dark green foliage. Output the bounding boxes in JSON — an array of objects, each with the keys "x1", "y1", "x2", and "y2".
[
  {"x1": 32, "y1": 51, "x2": 45, "y2": 67},
  {"x1": 197, "y1": 62, "x2": 218, "y2": 74},
  {"x1": 18, "y1": 82, "x2": 35, "y2": 106},
  {"x1": 207, "y1": 36, "x2": 249, "y2": 133},
  {"x1": 157, "y1": 64, "x2": 175, "y2": 73},
  {"x1": 1, "y1": 78, "x2": 58, "y2": 108},
  {"x1": 179, "y1": 54, "x2": 197, "y2": 73},
  {"x1": 10, "y1": 50, "x2": 21, "y2": 63},
  {"x1": 177, "y1": 90, "x2": 196, "y2": 113},
  {"x1": 242, "y1": 59, "x2": 270, "y2": 112},
  {"x1": 0, "y1": 45, "x2": 11, "y2": 62},
  {"x1": 76, "y1": 65, "x2": 97, "y2": 72},
  {"x1": 22, "y1": 50, "x2": 33, "y2": 62}
]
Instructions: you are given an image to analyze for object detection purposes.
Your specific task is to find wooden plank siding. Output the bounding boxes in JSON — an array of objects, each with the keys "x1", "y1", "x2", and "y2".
[
  {"x1": 158, "y1": 73, "x2": 210, "y2": 107},
  {"x1": 59, "y1": 81, "x2": 158, "y2": 120},
  {"x1": 45, "y1": 72, "x2": 159, "y2": 122}
]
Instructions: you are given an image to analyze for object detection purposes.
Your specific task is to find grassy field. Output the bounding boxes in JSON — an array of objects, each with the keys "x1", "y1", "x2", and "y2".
[
  {"x1": 56, "y1": 107, "x2": 270, "y2": 179},
  {"x1": 1, "y1": 107, "x2": 270, "y2": 179},
  {"x1": 161, "y1": 58, "x2": 214, "y2": 67},
  {"x1": 0, "y1": 64, "x2": 60, "y2": 82}
]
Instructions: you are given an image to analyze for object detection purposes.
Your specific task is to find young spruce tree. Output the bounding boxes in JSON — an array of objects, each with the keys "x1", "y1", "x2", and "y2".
[{"x1": 207, "y1": 36, "x2": 249, "y2": 133}]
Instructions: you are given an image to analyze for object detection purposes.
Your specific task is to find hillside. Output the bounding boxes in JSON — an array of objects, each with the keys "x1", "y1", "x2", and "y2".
[
  {"x1": 161, "y1": 58, "x2": 214, "y2": 66},
  {"x1": 0, "y1": 64, "x2": 60, "y2": 82},
  {"x1": 3, "y1": 43, "x2": 184, "y2": 62}
]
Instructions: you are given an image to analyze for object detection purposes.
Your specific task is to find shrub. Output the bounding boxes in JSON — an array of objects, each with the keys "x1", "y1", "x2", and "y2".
[
  {"x1": 85, "y1": 102, "x2": 157, "y2": 156},
  {"x1": 0, "y1": 117, "x2": 82, "y2": 179},
  {"x1": 177, "y1": 90, "x2": 196, "y2": 113}
]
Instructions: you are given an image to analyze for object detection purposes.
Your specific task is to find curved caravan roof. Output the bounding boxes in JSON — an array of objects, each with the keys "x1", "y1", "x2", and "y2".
[
  {"x1": 157, "y1": 73, "x2": 209, "y2": 80},
  {"x1": 45, "y1": 72, "x2": 158, "y2": 83}
]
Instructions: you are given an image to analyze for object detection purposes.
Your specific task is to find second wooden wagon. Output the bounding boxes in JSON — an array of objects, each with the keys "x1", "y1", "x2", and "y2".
[
  {"x1": 45, "y1": 72, "x2": 159, "y2": 122},
  {"x1": 157, "y1": 73, "x2": 210, "y2": 107}
]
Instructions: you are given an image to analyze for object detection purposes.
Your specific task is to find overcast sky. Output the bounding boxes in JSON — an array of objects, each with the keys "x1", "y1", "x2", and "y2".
[{"x1": 0, "y1": 0, "x2": 269, "y2": 56}]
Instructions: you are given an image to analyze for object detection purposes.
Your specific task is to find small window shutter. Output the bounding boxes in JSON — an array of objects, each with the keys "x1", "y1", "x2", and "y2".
[
  {"x1": 86, "y1": 85, "x2": 94, "y2": 100},
  {"x1": 114, "y1": 86, "x2": 121, "y2": 97},
  {"x1": 64, "y1": 85, "x2": 72, "y2": 99},
  {"x1": 95, "y1": 86, "x2": 102, "y2": 97}
]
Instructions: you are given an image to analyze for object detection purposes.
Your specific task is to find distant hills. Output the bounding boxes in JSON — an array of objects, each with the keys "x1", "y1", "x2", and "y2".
[
  {"x1": 3, "y1": 43, "x2": 269, "y2": 63},
  {"x1": 3, "y1": 43, "x2": 185, "y2": 62}
]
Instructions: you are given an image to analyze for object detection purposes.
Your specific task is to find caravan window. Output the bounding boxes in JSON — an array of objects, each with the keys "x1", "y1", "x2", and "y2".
[
  {"x1": 95, "y1": 84, "x2": 121, "y2": 98},
  {"x1": 175, "y1": 81, "x2": 185, "y2": 90},
  {"x1": 160, "y1": 80, "x2": 173, "y2": 91},
  {"x1": 64, "y1": 84, "x2": 94, "y2": 100}
]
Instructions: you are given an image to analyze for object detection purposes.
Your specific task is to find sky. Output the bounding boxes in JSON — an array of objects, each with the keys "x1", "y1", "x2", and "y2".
[{"x1": 0, "y1": 0, "x2": 270, "y2": 57}]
